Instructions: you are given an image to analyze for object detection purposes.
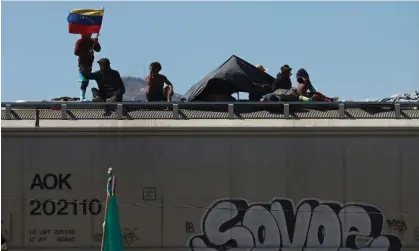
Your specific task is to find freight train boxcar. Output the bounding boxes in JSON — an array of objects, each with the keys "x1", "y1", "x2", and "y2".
[{"x1": 2, "y1": 102, "x2": 419, "y2": 251}]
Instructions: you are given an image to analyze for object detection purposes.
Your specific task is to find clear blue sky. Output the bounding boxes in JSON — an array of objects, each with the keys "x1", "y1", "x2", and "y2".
[{"x1": 2, "y1": 1, "x2": 418, "y2": 101}]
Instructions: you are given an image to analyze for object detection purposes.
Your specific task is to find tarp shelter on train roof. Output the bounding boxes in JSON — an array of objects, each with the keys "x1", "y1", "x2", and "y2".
[{"x1": 182, "y1": 55, "x2": 275, "y2": 102}]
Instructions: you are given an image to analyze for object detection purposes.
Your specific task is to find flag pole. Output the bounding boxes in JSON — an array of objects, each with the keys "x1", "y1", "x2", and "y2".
[
  {"x1": 100, "y1": 166, "x2": 111, "y2": 251},
  {"x1": 91, "y1": 33, "x2": 100, "y2": 52},
  {"x1": 91, "y1": 7, "x2": 104, "y2": 51},
  {"x1": 100, "y1": 195, "x2": 109, "y2": 251}
]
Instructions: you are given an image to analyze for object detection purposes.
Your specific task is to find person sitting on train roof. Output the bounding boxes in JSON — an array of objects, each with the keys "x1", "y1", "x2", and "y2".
[
  {"x1": 295, "y1": 68, "x2": 339, "y2": 102},
  {"x1": 295, "y1": 68, "x2": 316, "y2": 96},
  {"x1": 268, "y1": 64, "x2": 299, "y2": 101},
  {"x1": 146, "y1": 62, "x2": 174, "y2": 102},
  {"x1": 272, "y1": 64, "x2": 292, "y2": 91},
  {"x1": 74, "y1": 33, "x2": 101, "y2": 102},
  {"x1": 81, "y1": 58, "x2": 126, "y2": 115}
]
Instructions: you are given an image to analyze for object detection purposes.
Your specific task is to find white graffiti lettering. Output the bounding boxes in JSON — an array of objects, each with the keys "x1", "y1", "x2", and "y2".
[{"x1": 188, "y1": 198, "x2": 402, "y2": 251}]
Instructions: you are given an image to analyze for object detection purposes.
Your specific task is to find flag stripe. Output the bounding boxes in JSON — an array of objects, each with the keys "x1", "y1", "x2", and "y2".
[
  {"x1": 70, "y1": 9, "x2": 104, "y2": 16},
  {"x1": 67, "y1": 13, "x2": 103, "y2": 26},
  {"x1": 68, "y1": 24, "x2": 101, "y2": 34}
]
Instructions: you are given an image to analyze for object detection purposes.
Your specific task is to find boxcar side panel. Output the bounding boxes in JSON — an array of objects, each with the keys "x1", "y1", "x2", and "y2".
[{"x1": 2, "y1": 131, "x2": 419, "y2": 251}]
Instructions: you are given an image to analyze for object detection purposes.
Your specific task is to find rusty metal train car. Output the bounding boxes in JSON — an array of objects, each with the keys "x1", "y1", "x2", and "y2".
[{"x1": 2, "y1": 102, "x2": 419, "y2": 251}]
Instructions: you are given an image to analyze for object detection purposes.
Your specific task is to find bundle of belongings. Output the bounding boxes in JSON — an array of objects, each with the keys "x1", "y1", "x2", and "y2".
[
  {"x1": 51, "y1": 96, "x2": 80, "y2": 101},
  {"x1": 378, "y1": 91, "x2": 419, "y2": 103},
  {"x1": 50, "y1": 96, "x2": 81, "y2": 110},
  {"x1": 261, "y1": 66, "x2": 338, "y2": 102}
]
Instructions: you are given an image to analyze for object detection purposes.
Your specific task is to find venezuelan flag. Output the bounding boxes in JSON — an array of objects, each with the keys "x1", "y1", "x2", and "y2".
[{"x1": 67, "y1": 8, "x2": 104, "y2": 34}]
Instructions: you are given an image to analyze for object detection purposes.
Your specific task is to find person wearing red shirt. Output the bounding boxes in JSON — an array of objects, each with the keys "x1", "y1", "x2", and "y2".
[{"x1": 74, "y1": 33, "x2": 101, "y2": 101}]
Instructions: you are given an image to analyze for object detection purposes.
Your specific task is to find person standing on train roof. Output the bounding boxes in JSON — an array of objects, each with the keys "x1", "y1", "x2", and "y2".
[
  {"x1": 146, "y1": 62, "x2": 174, "y2": 102},
  {"x1": 74, "y1": 33, "x2": 101, "y2": 101}
]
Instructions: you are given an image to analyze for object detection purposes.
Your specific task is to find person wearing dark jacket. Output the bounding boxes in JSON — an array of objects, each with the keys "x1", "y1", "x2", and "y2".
[
  {"x1": 82, "y1": 58, "x2": 126, "y2": 115},
  {"x1": 74, "y1": 33, "x2": 101, "y2": 101},
  {"x1": 270, "y1": 64, "x2": 299, "y2": 101},
  {"x1": 272, "y1": 64, "x2": 293, "y2": 91}
]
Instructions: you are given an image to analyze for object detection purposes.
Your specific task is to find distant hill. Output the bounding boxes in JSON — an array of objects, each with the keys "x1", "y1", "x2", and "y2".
[{"x1": 122, "y1": 76, "x2": 183, "y2": 102}]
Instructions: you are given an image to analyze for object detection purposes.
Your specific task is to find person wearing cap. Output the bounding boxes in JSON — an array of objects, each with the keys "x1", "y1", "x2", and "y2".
[
  {"x1": 272, "y1": 64, "x2": 293, "y2": 91},
  {"x1": 146, "y1": 62, "x2": 174, "y2": 102},
  {"x1": 74, "y1": 33, "x2": 101, "y2": 101},
  {"x1": 82, "y1": 58, "x2": 126, "y2": 114},
  {"x1": 256, "y1": 64, "x2": 268, "y2": 73},
  {"x1": 268, "y1": 64, "x2": 300, "y2": 101}
]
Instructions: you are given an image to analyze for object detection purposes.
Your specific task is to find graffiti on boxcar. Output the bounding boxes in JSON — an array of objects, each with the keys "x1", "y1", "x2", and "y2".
[
  {"x1": 188, "y1": 198, "x2": 403, "y2": 251},
  {"x1": 386, "y1": 219, "x2": 407, "y2": 235}
]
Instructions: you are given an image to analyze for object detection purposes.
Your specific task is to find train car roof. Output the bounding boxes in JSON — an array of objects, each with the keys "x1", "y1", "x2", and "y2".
[{"x1": 2, "y1": 101, "x2": 419, "y2": 131}]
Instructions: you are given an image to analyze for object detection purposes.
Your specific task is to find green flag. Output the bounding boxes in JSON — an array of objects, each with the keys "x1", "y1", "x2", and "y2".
[{"x1": 102, "y1": 168, "x2": 124, "y2": 251}]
